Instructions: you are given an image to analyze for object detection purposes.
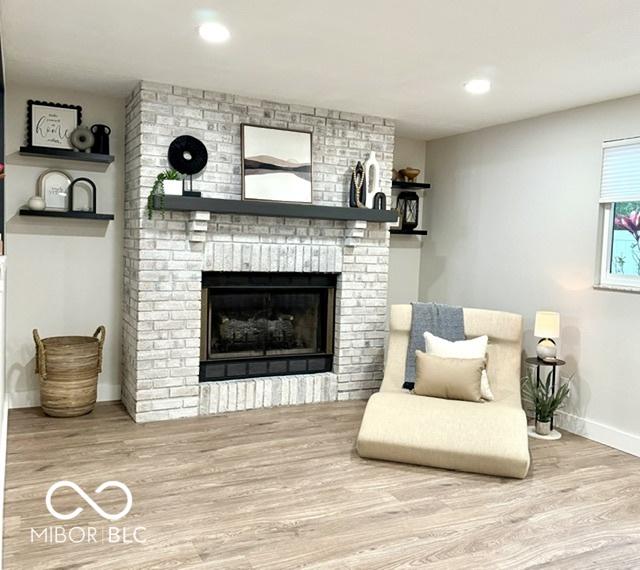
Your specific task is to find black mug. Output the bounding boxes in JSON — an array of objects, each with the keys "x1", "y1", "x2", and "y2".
[{"x1": 90, "y1": 124, "x2": 111, "y2": 155}]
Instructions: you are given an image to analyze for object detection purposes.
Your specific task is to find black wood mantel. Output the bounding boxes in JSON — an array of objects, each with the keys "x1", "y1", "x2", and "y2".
[{"x1": 156, "y1": 195, "x2": 398, "y2": 223}]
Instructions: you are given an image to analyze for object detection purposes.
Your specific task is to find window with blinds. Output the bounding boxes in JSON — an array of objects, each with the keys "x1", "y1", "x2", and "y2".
[
  {"x1": 599, "y1": 138, "x2": 640, "y2": 288},
  {"x1": 601, "y1": 138, "x2": 640, "y2": 203}
]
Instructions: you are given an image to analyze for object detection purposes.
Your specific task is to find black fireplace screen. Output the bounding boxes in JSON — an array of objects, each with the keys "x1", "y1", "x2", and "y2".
[
  {"x1": 209, "y1": 290, "x2": 324, "y2": 358},
  {"x1": 201, "y1": 273, "x2": 336, "y2": 381}
]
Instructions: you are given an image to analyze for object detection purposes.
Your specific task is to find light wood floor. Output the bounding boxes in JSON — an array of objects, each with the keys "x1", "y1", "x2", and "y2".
[{"x1": 3, "y1": 401, "x2": 640, "y2": 569}]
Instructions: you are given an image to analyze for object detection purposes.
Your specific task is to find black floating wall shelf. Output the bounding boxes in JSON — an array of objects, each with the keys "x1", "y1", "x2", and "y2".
[
  {"x1": 19, "y1": 209, "x2": 114, "y2": 221},
  {"x1": 155, "y1": 195, "x2": 398, "y2": 223},
  {"x1": 19, "y1": 146, "x2": 115, "y2": 165},
  {"x1": 389, "y1": 228, "x2": 428, "y2": 236},
  {"x1": 391, "y1": 181, "x2": 431, "y2": 190}
]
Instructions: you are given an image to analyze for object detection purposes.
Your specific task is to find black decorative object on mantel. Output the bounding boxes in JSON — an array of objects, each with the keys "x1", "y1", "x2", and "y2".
[
  {"x1": 168, "y1": 135, "x2": 208, "y2": 198},
  {"x1": 396, "y1": 190, "x2": 419, "y2": 231},
  {"x1": 168, "y1": 135, "x2": 208, "y2": 174},
  {"x1": 349, "y1": 161, "x2": 366, "y2": 207},
  {"x1": 69, "y1": 177, "x2": 97, "y2": 214},
  {"x1": 90, "y1": 124, "x2": 111, "y2": 155},
  {"x1": 373, "y1": 192, "x2": 386, "y2": 210}
]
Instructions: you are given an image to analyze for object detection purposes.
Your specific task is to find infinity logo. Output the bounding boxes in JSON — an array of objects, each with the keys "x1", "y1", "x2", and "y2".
[{"x1": 45, "y1": 480, "x2": 133, "y2": 522}]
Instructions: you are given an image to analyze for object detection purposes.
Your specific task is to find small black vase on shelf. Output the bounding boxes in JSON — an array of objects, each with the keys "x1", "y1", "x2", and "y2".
[
  {"x1": 373, "y1": 192, "x2": 386, "y2": 210},
  {"x1": 90, "y1": 124, "x2": 111, "y2": 155},
  {"x1": 349, "y1": 162, "x2": 367, "y2": 207}
]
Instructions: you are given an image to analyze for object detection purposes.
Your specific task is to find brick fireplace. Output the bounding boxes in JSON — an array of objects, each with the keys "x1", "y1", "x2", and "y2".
[{"x1": 123, "y1": 81, "x2": 394, "y2": 422}]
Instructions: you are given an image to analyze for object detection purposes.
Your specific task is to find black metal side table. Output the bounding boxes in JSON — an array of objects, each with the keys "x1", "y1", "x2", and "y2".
[{"x1": 525, "y1": 357, "x2": 566, "y2": 438}]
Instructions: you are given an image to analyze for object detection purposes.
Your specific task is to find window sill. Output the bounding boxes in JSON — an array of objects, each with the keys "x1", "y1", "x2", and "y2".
[{"x1": 594, "y1": 283, "x2": 640, "y2": 294}]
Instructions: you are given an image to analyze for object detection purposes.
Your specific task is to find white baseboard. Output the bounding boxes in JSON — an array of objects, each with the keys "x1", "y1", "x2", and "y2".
[
  {"x1": 555, "y1": 411, "x2": 640, "y2": 458},
  {"x1": 8, "y1": 383, "x2": 121, "y2": 409}
]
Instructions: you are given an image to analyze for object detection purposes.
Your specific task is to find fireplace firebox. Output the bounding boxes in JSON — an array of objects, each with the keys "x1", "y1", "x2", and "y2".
[{"x1": 200, "y1": 272, "x2": 336, "y2": 382}]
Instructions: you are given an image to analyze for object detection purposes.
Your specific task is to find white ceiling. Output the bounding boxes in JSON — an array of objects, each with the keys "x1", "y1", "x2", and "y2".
[{"x1": 3, "y1": 0, "x2": 640, "y2": 139}]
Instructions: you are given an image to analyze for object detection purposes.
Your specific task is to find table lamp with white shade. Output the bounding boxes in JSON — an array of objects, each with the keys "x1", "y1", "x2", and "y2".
[{"x1": 534, "y1": 311, "x2": 560, "y2": 360}]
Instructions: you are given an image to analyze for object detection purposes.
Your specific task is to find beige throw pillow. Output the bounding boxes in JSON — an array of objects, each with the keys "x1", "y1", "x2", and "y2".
[
  {"x1": 423, "y1": 332, "x2": 494, "y2": 401},
  {"x1": 414, "y1": 351, "x2": 484, "y2": 402}
]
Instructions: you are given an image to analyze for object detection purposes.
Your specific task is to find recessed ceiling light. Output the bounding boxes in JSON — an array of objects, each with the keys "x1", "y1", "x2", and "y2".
[
  {"x1": 198, "y1": 22, "x2": 230, "y2": 43},
  {"x1": 464, "y1": 79, "x2": 491, "y2": 95}
]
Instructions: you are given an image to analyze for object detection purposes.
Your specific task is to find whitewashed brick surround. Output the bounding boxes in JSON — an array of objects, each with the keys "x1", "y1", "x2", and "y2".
[
  {"x1": 200, "y1": 374, "x2": 338, "y2": 415},
  {"x1": 123, "y1": 81, "x2": 394, "y2": 422}
]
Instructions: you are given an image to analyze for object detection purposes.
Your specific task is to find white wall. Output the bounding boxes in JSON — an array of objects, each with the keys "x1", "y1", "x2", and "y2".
[
  {"x1": 388, "y1": 136, "x2": 426, "y2": 305},
  {"x1": 5, "y1": 84, "x2": 124, "y2": 407},
  {"x1": 420, "y1": 94, "x2": 640, "y2": 455}
]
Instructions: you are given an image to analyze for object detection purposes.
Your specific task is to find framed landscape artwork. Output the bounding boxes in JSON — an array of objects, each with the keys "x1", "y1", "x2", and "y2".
[{"x1": 241, "y1": 124, "x2": 312, "y2": 204}]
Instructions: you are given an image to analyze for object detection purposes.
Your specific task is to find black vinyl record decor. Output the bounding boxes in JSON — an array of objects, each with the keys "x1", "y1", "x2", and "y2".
[{"x1": 168, "y1": 135, "x2": 208, "y2": 175}]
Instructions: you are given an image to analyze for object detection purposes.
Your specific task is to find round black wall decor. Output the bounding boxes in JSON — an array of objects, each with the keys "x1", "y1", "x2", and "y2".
[{"x1": 168, "y1": 135, "x2": 208, "y2": 175}]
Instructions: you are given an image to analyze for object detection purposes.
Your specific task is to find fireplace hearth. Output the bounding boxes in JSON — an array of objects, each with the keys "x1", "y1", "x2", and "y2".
[{"x1": 200, "y1": 273, "x2": 336, "y2": 382}]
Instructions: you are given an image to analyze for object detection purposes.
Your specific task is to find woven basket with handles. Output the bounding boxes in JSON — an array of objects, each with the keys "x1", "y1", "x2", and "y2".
[{"x1": 33, "y1": 326, "x2": 106, "y2": 417}]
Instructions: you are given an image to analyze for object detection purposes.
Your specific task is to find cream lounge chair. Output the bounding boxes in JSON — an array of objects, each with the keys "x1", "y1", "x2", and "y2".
[{"x1": 356, "y1": 305, "x2": 530, "y2": 479}]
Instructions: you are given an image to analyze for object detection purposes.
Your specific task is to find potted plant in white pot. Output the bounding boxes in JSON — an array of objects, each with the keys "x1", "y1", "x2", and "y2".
[
  {"x1": 522, "y1": 371, "x2": 571, "y2": 435},
  {"x1": 147, "y1": 169, "x2": 182, "y2": 219}
]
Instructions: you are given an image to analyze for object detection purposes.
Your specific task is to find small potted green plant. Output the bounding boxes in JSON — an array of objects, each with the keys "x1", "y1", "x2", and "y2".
[
  {"x1": 522, "y1": 370, "x2": 571, "y2": 435},
  {"x1": 147, "y1": 169, "x2": 181, "y2": 220}
]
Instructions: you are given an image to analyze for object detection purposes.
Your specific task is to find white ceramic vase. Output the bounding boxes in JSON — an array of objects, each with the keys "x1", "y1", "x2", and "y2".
[
  {"x1": 28, "y1": 195, "x2": 46, "y2": 211},
  {"x1": 363, "y1": 151, "x2": 380, "y2": 209}
]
